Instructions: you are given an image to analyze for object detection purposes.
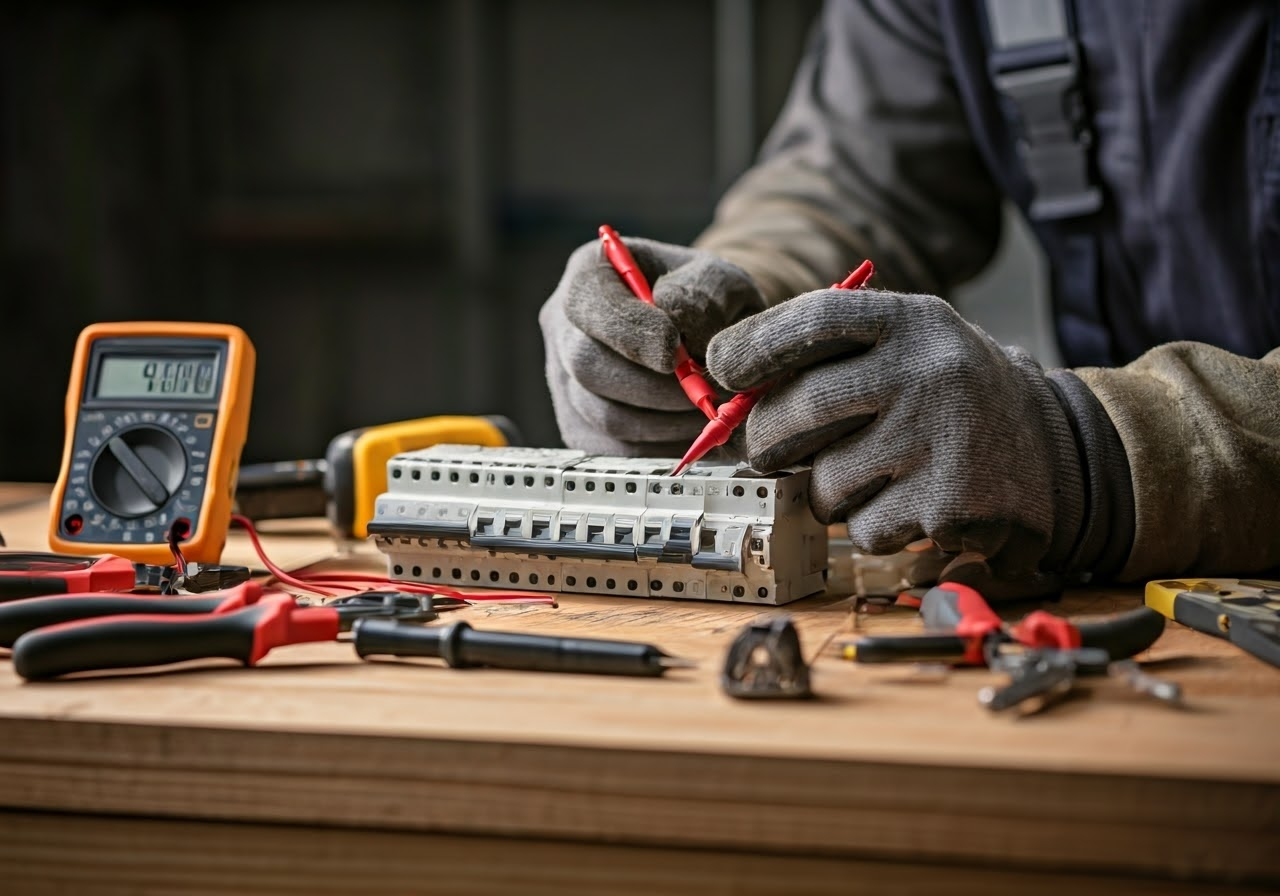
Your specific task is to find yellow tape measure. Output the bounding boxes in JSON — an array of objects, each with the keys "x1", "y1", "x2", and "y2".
[{"x1": 49, "y1": 321, "x2": 255, "y2": 564}]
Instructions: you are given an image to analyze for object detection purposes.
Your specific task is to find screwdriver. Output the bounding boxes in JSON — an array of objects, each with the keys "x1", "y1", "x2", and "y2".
[
  {"x1": 669, "y1": 259, "x2": 875, "y2": 476},
  {"x1": 599, "y1": 225, "x2": 719, "y2": 419},
  {"x1": 353, "y1": 618, "x2": 694, "y2": 677}
]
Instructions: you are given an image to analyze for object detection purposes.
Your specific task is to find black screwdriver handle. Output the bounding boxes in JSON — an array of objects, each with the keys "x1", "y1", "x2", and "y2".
[
  {"x1": 1076, "y1": 606, "x2": 1166, "y2": 660},
  {"x1": 12, "y1": 605, "x2": 273, "y2": 680},
  {"x1": 354, "y1": 619, "x2": 670, "y2": 677},
  {"x1": 0, "y1": 595, "x2": 227, "y2": 648}
]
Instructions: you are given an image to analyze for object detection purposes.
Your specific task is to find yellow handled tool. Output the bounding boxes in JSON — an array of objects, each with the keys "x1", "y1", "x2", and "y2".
[
  {"x1": 1144, "y1": 578, "x2": 1280, "y2": 668},
  {"x1": 235, "y1": 415, "x2": 519, "y2": 538}
]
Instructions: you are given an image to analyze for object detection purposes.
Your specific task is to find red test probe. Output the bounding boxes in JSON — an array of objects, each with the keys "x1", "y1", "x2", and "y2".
[
  {"x1": 669, "y1": 259, "x2": 875, "y2": 475},
  {"x1": 598, "y1": 225, "x2": 719, "y2": 419}
]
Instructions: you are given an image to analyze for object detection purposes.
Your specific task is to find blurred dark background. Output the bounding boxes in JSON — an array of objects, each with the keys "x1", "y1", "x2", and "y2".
[
  {"x1": 0, "y1": 0, "x2": 823, "y2": 479},
  {"x1": 1, "y1": 0, "x2": 1056, "y2": 482}
]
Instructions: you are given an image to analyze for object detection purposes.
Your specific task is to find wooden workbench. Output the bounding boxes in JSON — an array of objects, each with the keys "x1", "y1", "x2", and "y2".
[{"x1": 0, "y1": 483, "x2": 1276, "y2": 894}]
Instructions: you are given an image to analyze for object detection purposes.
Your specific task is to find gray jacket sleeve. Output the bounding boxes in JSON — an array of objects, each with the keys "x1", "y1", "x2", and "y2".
[
  {"x1": 1075, "y1": 345, "x2": 1280, "y2": 580},
  {"x1": 695, "y1": 0, "x2": 1003, "y2": 302}
]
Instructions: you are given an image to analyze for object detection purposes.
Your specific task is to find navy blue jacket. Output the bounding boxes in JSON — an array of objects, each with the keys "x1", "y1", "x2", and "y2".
[{"x1": 701, "y1": 0, "x2": 1279, "y2": 367}]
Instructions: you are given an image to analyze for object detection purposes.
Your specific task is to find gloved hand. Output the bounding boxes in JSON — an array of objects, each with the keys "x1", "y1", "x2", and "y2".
[
  {"x1": 705, "y1": 289, "x2": 1089, "y2": 598},
  {"x1": 539, "y1": 236, "x2": 766, "y2": 456}
]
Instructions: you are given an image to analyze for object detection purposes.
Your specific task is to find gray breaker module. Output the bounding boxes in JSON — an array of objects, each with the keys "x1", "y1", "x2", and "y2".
[{"x1": 369, "y1": 445, "x2": 828, "y2": 605}]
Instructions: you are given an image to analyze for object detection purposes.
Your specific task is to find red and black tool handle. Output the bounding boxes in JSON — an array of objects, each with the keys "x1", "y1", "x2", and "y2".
[
  {"x1": 0, "y1": 553, "x2": 139, "y2": 601},
  {"x1": 0, "y1": 594, "x2": 231, "y2": 648},
  {"x1": 10, "y1": 594, "x2": 339, "y2": 681},
  {"x1": 1012, "y1": 606, "x2": 1166, "y2": 661}
]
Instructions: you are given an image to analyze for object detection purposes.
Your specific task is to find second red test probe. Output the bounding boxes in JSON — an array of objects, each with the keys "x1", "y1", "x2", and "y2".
[{"x1": 669, "y1": 259, "x2": 875, "y2": 475}]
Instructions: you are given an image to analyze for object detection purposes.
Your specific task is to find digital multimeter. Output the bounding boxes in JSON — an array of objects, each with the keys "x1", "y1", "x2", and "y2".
[{"x1": 49, "y1": 322, "x2": 255, "y2": 564}]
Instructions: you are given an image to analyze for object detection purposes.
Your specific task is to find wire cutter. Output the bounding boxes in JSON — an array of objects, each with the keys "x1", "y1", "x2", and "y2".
[
  {"x1": 0, "y1": 551, "x2": 250, "y2": 601},
  {"x1": 2, "y1": 584, "x2": 437, "y2": 680},
  {"x1": 844, "y1": 582, "x2": 1181, "y2": 713}
]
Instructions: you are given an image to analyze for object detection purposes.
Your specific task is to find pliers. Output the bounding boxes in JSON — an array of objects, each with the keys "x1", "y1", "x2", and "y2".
[
  {"x1": 846, "y1": 582, "x2": 1169, "y2": 665},
  {"x1": 1, "y1": 584, "x2": 436, "y2": 680},
  {"x1": 0, "y1": 551, "x2": 250, "y2": 600},
  {"x1": 845, "y1": 582, "x2": 1181, "y2": 713}
]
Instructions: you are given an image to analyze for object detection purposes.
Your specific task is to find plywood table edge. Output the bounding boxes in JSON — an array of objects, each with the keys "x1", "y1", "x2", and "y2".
[
  {"x1": 0, "y1": 716, "x2": 1275, "y2": 883},
  {"x1": 2, "y1": 809, "x2": 1274, "y2": 896}
]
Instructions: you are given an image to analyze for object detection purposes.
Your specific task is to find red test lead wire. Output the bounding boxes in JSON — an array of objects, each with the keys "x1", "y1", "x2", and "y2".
[
  {"x1": 669, "y1": 260, "x2": 876, "y2": 476},
  {"x1": 598, "y1": 225, "x2": 719, "y2": 420}
]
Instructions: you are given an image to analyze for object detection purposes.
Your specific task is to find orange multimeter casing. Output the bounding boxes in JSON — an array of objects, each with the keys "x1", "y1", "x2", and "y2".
[{"x1": 49, "y1": 321, "x2": 256, "y2": 564}]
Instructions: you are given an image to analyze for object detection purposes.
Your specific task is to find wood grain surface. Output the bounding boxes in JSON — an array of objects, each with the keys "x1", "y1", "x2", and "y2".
[
  {"x1": 0, "y1": 487, "x2": 1277, "y2": 889},
  {"x1": 1, "y1": 809, "x2": 1273, "y2": 896}
]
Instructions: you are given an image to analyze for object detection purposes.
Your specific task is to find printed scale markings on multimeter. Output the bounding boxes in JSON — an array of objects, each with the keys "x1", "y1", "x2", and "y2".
[{"x1": 49, "y1": 322, "x2": 255, "y2": 565}]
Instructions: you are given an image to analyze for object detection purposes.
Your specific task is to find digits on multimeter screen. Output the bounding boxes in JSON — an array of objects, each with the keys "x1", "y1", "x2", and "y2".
[{"x1": 96, "y1": 355, "x2": 220, "y2": 400}]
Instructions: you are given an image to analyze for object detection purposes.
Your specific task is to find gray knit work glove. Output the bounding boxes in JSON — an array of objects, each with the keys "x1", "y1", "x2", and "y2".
[
  {"x1": 706, "y1": 289, "x2": 1088, "y2": 598},
  {"x1": 539, "y1": 236, "x2": 766, "y2": 456}
]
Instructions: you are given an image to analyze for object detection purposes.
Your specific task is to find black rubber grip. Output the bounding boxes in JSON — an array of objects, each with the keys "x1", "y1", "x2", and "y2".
[
  {"x1": 0, "y1": 595, "x2": 225, "y2": 648},
  {"x1": 354, "y1": 619, "x2": 667, "y2": 676},
  {"x1": 849, "y1": 633, "x2": 970, "y2": 664},
  {"x1": 1075, "y1": 606, "x2": 1166, "y2": 660},
  {"x1": 0, "y1": 576, "x2": 71, "y2": 602},
  {"x1": 12, "y1": 605, "x2": 267, "y2": 680}
]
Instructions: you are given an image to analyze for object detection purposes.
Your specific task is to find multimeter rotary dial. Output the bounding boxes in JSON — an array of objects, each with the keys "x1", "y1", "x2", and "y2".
[{"x1": 89, "y1": 425, "x2": 187, "y2": 518}]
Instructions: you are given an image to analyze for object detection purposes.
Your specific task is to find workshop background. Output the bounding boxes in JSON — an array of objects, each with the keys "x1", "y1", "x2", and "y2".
[{"x1": 0, "y1": 0, "x2": 1056, "y2": 481}]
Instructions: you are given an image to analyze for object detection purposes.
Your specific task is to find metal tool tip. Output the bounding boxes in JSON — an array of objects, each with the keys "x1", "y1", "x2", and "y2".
[{"x1": 656, "y1": 656, "x2": 698, "y2": 670}]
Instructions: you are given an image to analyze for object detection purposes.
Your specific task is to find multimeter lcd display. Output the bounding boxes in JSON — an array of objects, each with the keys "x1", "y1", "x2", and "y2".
[{"x1": 94, "y1": 354, "x2": 220, "y2": 401}]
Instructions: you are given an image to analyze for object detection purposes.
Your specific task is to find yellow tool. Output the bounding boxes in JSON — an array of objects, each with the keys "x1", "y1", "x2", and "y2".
[
  {"x1": 234, "y1": 415, "x2": 519, "y2": 538},
  {"x1": 1145, "y1": 578, "x2": 1280, "y2": 668},
  {"x1": 49, "y1": 321, "x2": 256, "y2": 564}
]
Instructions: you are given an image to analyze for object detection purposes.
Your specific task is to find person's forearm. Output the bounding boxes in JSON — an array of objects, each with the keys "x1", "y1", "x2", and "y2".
[
  {"x1": 695, "y1": 0, "x2": 1002, "y2": 303},
  {"x1": 1074, "y1": 344, "x2": 1280, "y2": 580}
]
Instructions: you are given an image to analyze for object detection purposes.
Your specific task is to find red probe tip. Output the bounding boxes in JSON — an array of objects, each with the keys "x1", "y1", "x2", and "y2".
[{"x1": 835, "y1": 259, "x2": 875, "y2": 290}]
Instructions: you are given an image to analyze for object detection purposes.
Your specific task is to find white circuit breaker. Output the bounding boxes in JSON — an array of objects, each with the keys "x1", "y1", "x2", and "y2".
[{"x1": 369, "y1": 445, "x2": 828, "y2": 605}]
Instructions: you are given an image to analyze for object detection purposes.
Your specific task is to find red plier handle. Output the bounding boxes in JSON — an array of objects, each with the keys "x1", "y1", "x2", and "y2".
[
  {"x1": 0, "y1": 552, "x2": 142, "y2": 601},
  {"x1": 10, "y1": 587, "x2": 342, "y2": 681}
]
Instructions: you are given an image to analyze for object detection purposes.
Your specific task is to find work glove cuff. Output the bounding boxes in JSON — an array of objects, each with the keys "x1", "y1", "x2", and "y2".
[{"x1": 1045, "y1": 370, "x2": 1136, "y2": 581}]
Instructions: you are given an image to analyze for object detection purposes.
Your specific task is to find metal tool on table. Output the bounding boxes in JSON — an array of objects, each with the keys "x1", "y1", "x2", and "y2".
[
  {"x1": 845, "y1": 582, "x2": 1169, "y2": 665},
  {"x1": 234, "y1": 414, "x2": 521, "y2": 537},
  {"x1": 979, "y1": 643, "x2": 1183, "y2": 715},
  {"x1": 1144, "y1": 578, "x2": 1280, "y2": 668},
  {"x1": 353, "y1": 618, "x2": 692, "y2": 677},
  {"x1": 844, "y1": 582, "x2": 1180, "y2": 714},
  {"x1": 721, "y1": 614, "x2": 812, "y2": 699},
  {"x1": 49, "y1": 321, "x2": 256, "y2": 565},
  {"x1": 0, "y1": 550, "x2": 250, "y2": 601},
  {"x1": 5, "y1": 584, "x2": 438, "y2": 680}
]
